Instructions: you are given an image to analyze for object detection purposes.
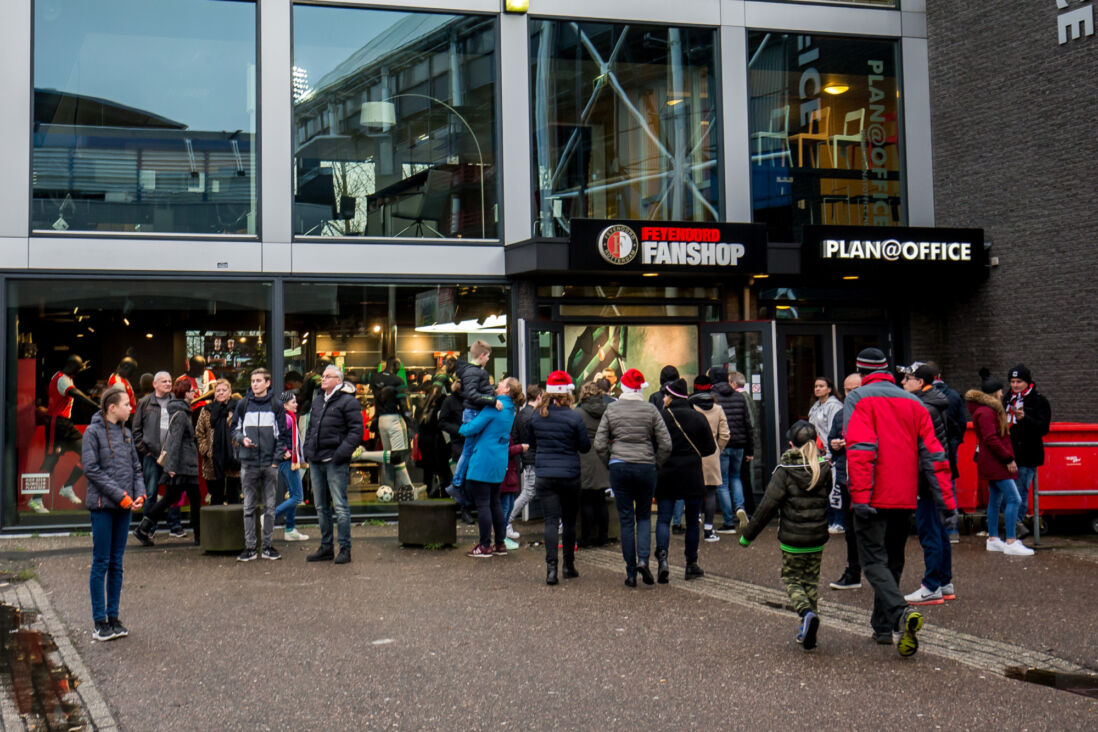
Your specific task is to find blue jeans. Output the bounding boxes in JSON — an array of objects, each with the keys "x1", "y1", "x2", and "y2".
[
  {"x1": 672, "y1": 499, "x2": 684, "y2": 526},
  {"x1": 450, "y1": 408, "x2": 478, "y2": 488},
  {"x1": 611, "y1": 463, "x2": 656, "y2": 576},
  {"x1": 718, "y1": 446, "x2": 746, "y2": 524},
  {"x1": 1015, "y1": 466, "x2": 1036, "y2": 521},
  {"x1": 987, "y1": 479, "x2": 1021, "y2": 541},
  {"x1": 656, "y1": 496, "x2": 703, "y2": 563},
  {"x1": 500, "y1": 492, "x2": 516, "y2": 527},
  {"x1": 312, "y1": 461, "x2": 351, "y2": 550},
  {"x1": 89, "y1": 509, "x2": 130, "y2": 622},
  {"x1": 275, "y1": 462, "x2": 304, "y2": 532},
  {"x1": 140, "y1": 454, "x2": 179, "y2": 530},
  {"x1": 914, "y1": 495, "x2": 951, "y2": 591}
]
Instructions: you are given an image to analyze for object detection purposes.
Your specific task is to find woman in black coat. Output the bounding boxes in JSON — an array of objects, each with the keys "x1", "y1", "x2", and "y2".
[
  {"x1": 529, "y1": 371, "x2": 591, "y2": 585},
  {"x1": 655, "y1": 378, "x2": 717, "y2": 583},
  {"x1": 415, "y1": 380, "x2": 451, "y2": 498}
]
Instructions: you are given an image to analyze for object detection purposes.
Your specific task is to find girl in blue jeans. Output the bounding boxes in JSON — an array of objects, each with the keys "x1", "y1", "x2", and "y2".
[
  {"x1": 84, "y1": 385, "x2": 146, "y2": 641},
  {"x1": 276, "y1": 391, "x2": 310, "y2": 542}
]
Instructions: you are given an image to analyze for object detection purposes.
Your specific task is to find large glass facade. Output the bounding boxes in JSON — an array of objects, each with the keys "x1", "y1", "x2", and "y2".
[
  {"x1": 292, "y1": 6, "x2": 499, "y2": 239},
  {"x1": 748, "y1": 32, "x2": 904, "y2": 242},
  {"x1": 5, "y1": 279, "x2": 271, "y2": 527},
  {"x1": 283, "y1": 283, "x2": 509, "y2": 504},
  {"x1": 32, "y1": 0, "x2": 258, "y2": 235},
  {"x1": 530, "y1": 20, "x2": 721, "y2": 237}
]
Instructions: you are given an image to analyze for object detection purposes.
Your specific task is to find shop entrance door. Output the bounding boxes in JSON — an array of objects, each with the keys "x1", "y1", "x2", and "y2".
[
  {"x1": 777, "y1": 324, "x2": 836, "y2": 439},
  {"x1": 521, "y1": 319, "x2": 562, "y2": 386},
  {"x1": 700, "y1": 322, "x2": 779, "y2": 485},
  {"x1": 836, "y1": 324, "x2": 892, "y2": 376}
]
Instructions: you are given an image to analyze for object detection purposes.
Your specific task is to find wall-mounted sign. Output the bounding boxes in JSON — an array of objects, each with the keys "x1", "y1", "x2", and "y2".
[
  {"x1": 1056, "y1": 0, "x2": 1094, "y2": 45},
  {"x1": 569, "y1": 218, "x2": 768, "y2": 273},
  {"x1": 802, "y1": 225, "x2": 986, "y2": 276}
]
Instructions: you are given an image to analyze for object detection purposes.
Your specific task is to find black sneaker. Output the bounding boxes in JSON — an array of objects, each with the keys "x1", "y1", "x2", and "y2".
[
  {"x1": 334, "y1": 547, "x2": 351, "y2": 564},
  {"x1": 236, "y1": 548, "x2": 258, "y2": 562},
  {"x1": 168, "y1": 528, "x2": 187, "y2": 539},
  {"x1": 109, "y1": 617, "x2": 129, "y2": 638},
  {"x1": 829, "y1": 571, "x2": 862, "y2": 590},
  {"x1": 93, "y1": 620, "x2": 118, "y2": 641},
  {"x1": 132, "y1": 527, "x2": 154, "y2": 547},
  {"x1": 872, "y1": 631, "x2": 893, "y2": 645},
  {"x1": 261, "y1": 546, "x2": 282, "y2": 561},
  {"x1": 306, "y1": 546, "x2": 334, "y2": 562},
  {"x1": 715, "y1": 524, "x2": 738, "y2": 534},
  {"x1": 671, "y1": 524, "x2": 686, "y2": 535}
]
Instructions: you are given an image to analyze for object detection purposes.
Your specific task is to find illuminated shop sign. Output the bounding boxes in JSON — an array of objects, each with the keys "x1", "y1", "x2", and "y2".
[
  {"x1": 570, "y1": 218, "x2": 767, "y2": 273},
  {"x1": 803, "y1": 225, "x2": 986, "y2": 275}
]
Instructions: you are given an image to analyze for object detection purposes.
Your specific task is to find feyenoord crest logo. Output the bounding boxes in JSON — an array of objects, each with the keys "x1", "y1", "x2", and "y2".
[{"x1": 597, "y1": 225, "x2": 639, "y2": 265}]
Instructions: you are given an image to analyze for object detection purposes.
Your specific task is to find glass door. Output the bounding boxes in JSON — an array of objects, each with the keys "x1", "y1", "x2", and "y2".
[
  {"x1": 836, "y1": 324, "x2": 892, "y2": 377},
  {"x1": 700, "y1": 322, "x2": 778, "y2": 495},
  {"x1": 523, "y1": 319, "x2": 562, "y2": 387},
  {"x1": 777, "y1": 324, "x2": 836, "y2": 439}
]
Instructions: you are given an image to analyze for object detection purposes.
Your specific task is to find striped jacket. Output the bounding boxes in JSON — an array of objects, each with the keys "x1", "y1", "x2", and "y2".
[{"x1": 843, "y1": 372, "x2": 955, "y2": 511}]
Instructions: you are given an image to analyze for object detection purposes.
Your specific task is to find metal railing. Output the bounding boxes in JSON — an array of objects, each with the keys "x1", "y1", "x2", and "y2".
[{"x1": 1032, "y1": 441, "x2": 1098, "y2": 546}]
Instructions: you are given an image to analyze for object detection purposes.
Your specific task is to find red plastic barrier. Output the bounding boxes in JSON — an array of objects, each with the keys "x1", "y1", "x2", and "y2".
[{"x1": 954, "y1": 423, "x2": 1098, "y2": 515}]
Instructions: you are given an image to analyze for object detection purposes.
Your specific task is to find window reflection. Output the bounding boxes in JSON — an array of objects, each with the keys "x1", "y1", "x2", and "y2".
[
  {"x1": 748, "y1": 33, "x2": 904, "y2": 242},
  {"x1": 32, "y1": 0, "x2": 257, "y2": 235},
  {"x1": 292, "y1": 7, "x2": 498, "y2": 239},
  {"x1": 530, "y1": 21, "x2": 721, "y2": 237}
]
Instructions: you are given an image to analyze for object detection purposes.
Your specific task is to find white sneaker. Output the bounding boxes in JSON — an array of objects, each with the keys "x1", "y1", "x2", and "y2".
[
  {"x1": 827, "y1": 523, "x2": 846, "y2": 534},
  {"x1": 1003, "y1": 540, "x2": 1035, "y2": 557},
  {"x1": 60, "y1": 485, "x2": 82, "y2": 505},
  {"x1": 940, "y1": 583, "x2": 956, "y2": 600},
  {"x1": 284, "y1": 529, "x2": 310, "y2": 542},
  {"x1": 27, "y1": 497, "x2": 49, "y2": 514},
  {"x1": 506, "y1": 524, "x2": 520, "y2": 540},
  {"x1": 903, "y1": 584, "x2": 944, "y2": 605},
  {"x1": 986, "y1": 537, "x2": 1007, "y2": 552}
]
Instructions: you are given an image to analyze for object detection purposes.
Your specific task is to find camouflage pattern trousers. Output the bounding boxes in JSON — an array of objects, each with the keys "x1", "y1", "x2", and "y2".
[{"x1": 781, "y1": 550, "x2": 823, "y2": 615}]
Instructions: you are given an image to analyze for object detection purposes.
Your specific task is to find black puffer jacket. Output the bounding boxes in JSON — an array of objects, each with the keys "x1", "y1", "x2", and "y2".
[
  {"x1": 1005, "y1": 386, "x2": 1051, "y2": 467},
  {"x1": 576, "y1": 398, "x2": 609, "y2": 491},
  {"x1": 741, "y1": 449, "x2": 831, "y2": 550},
  {"x1": 513, "y1": 404, "x2": 537, "y2": 468},
  {"x1": 161, "y1": 398, "x2": 199, "y2": 478},
  {"x1": 303, "y1": 381, "x2": 362, "y2": 465},
  {"x1": 529, "y1": 403, "x2": 591, "y2": 480},
  {"x1": 455, "y1": 359, "x2": 495, "y2": 411},
  {"x1": 438, "y1": 392, "x2": 466, "y2": 462},
  {"x1": 710, "y1": 378, "x2": 754, "y2": 455},
  {"x1": 656, "y1": 398, "x2": 716, "y2": 500},
  {"x1": 916, "y1": 386, "x2": 950, "y2": 456},
  {"x1": 828, "y1": 410, "x2": 847, "y2": 486}
]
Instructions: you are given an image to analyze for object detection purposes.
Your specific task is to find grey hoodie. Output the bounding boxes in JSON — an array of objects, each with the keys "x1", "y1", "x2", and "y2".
[{"x1": 82, "y1": 412, "x2": 145, "y2": 511}]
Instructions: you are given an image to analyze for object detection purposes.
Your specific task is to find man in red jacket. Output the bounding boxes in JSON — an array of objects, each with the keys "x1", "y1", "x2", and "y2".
[{"x1": 843, "y1": 348, "x2": 955, "y2": 657}]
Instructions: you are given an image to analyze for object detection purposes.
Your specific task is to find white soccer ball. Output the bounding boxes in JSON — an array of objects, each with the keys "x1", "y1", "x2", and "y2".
[{"x1": 375, "y1": 485, "x2": 394, "y2": 502}]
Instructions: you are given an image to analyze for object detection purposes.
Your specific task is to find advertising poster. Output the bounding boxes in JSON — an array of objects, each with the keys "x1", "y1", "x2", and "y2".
[{"x1": 564, "y1": 324, "x2": 697, "y2": 400}]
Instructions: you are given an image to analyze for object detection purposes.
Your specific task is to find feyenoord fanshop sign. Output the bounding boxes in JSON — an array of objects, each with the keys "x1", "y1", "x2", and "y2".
[{"x1": 569, "y1": 219, "x2": 768, "y2": 273}]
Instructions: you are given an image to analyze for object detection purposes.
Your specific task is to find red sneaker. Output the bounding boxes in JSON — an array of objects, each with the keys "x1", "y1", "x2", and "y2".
[
  {"x1": 493, "y1": 544, "x2": 508, "y2": 556},
  {"x1": 466, "y1": 544, "x2": 493, "y2": 558}
]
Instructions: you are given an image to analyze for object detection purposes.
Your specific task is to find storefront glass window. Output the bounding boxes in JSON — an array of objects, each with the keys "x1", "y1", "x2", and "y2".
[
  {"x1": 283, "y1": 283, "x2": 509, "y2": 505},
  {"x1": 563, "y1": 325, "x2": 698, "y2": 398},
  {"x1": 789, "y1": 1, "x2": 895, "y2": 6},
  {"x1": 32, "y1": 0, "x2": 258, "y2": 235},
  {"x1": 292, "y1": 6, "x2": 498, "y2": 239},
  {"x1": 5, "y1": 279, "x2": 271, "y2": 527},
  {"x1": 747, "y1": 32, "x2": 903, "y2": 242},
  {"x1": 530, "y1": 21, "x2": 721, "y2": 237}
]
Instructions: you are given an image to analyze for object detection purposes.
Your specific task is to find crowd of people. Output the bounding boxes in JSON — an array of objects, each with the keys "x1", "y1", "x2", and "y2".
[{"x1": 83, "y1": 341, "x2": 1051, "y2": 656}]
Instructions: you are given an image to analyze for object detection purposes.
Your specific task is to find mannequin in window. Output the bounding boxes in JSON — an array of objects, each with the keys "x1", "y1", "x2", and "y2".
[
  {"x1": 180, "y1": 355, "x2": 217, "y2": 415},
  {"x1": 108, "y1": 356, "x2": 139, "y2": 421},
  {"x1": 34, "y1": 354, "x2": 98, "y2": 512}
]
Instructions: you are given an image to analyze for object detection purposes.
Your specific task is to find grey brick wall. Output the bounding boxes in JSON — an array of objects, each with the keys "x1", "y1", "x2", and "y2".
[{"x1": 919, "y1": 1, "x2": 1098, "y2": 420}]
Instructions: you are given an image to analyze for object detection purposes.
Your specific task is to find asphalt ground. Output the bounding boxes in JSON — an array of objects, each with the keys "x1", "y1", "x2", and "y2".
[{"x1": 2, "y1": 519, "x2": 1097, "y2": 730}]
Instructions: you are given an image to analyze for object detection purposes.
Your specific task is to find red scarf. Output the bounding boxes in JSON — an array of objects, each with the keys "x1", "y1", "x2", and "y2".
[{"x1": 1006, "y1": 384, "x2": 1032, "y2": 425}]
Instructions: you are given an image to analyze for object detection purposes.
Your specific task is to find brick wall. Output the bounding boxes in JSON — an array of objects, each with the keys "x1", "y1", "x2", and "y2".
[{"x1": 921, "y1": 1, "x2": 1098, "y2": 420}]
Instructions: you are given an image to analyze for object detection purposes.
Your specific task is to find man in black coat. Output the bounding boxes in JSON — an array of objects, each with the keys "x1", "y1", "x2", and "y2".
[
  {"x1": 1004, "y1": 364, "x2": 1051, "y2": 536},
  {"x1": 303, "y1": 365, "x2": 362, "y2": 564},
  {"x1": 708, "y1": 366, "x2": 754, "y2": 533},
  {"x1": 827, "y1": 372, "x2": 863, "y2": 591}
]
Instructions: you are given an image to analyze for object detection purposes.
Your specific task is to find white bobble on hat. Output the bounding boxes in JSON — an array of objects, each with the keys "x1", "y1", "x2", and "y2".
[{"x1": 545, "y1": 370, "x2": 574, "y2": 393}]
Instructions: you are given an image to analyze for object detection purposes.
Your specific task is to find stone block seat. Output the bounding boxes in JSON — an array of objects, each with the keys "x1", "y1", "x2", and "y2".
[
  {"x1": 200, "y1": 504, "x2": 246, "y2": 554},
  {"x1": 398, "y1": 500, "x2": 458, "y2": 547}
]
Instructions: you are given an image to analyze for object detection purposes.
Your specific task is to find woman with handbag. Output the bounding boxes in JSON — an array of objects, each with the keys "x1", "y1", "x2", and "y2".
[
  {"x1": 195, "y1": 378, "x2": 241, "y2": 505},
  {"x1": 133, "y1": 376, "x2": 202, "y2": 546},
  {"x1": 655, "y1": 378, "x2": 717, "y2": 583}
]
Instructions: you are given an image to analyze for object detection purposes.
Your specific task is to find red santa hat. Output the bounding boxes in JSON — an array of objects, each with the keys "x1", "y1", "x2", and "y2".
[
  {"x1": 545, "y1": 370, "x2": 574, "y2": 393},
  {"x1": 620, "y1": 368, "x2": 648, "y2": 392}
]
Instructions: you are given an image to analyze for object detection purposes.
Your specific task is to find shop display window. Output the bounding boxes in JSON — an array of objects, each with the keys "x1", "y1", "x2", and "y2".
[
  {"x1": 5, "y1": 279, "x2": 271, "y2": 527},
  {"x1": 747, "y1": 32, "x2": 904, "y2": 242},
  {"x1": 563, "y1": 324, "x2": 697, "y2": 399},
  {"x1": 530, "y1": 20, "x2": 721, "y2": 237},
  {"x1": 32, "y1": 0, "x2": 258, "y2": 235},
  {"x1": 292, "y1": 6, "x2": 498, "y2": 239},
  {"x1": 283, "y1": 283, "x2": 509, "y2": 505}
]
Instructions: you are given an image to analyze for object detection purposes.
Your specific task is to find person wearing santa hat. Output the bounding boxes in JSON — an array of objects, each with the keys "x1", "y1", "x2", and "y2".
[
  {"x1": 594, "y1": 368, "x2": 672, "y2": 586},
  {"x1": 528, "y1": 371, "x2": 590, "y2": 585}
]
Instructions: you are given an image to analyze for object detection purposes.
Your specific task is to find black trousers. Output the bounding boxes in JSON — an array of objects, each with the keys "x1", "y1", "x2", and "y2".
[
  {"x1": 579, "y1": 491, "x2": 608, "y2": 546},
  {"x1": 703, "y1": 485, "x2": 718, "y2": 526},
  {"x1": 145, "y1": 479, "x2": 202, "y2": 541},
  {"x1": 854, "y1": 508, "x2": 910, "y2": 634},
  {"x1": 467, "y1": 479, "x2": 504, "y2": 548},
  {"x1": 839, "y1": 483, "x2": 860, "y2": 575},
  {"x1": 206, "y1": 476, "x2": 242, "y2": 506},
  {"x1": 537, "y1": 476, "x2": 579, "y2": 565}
]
